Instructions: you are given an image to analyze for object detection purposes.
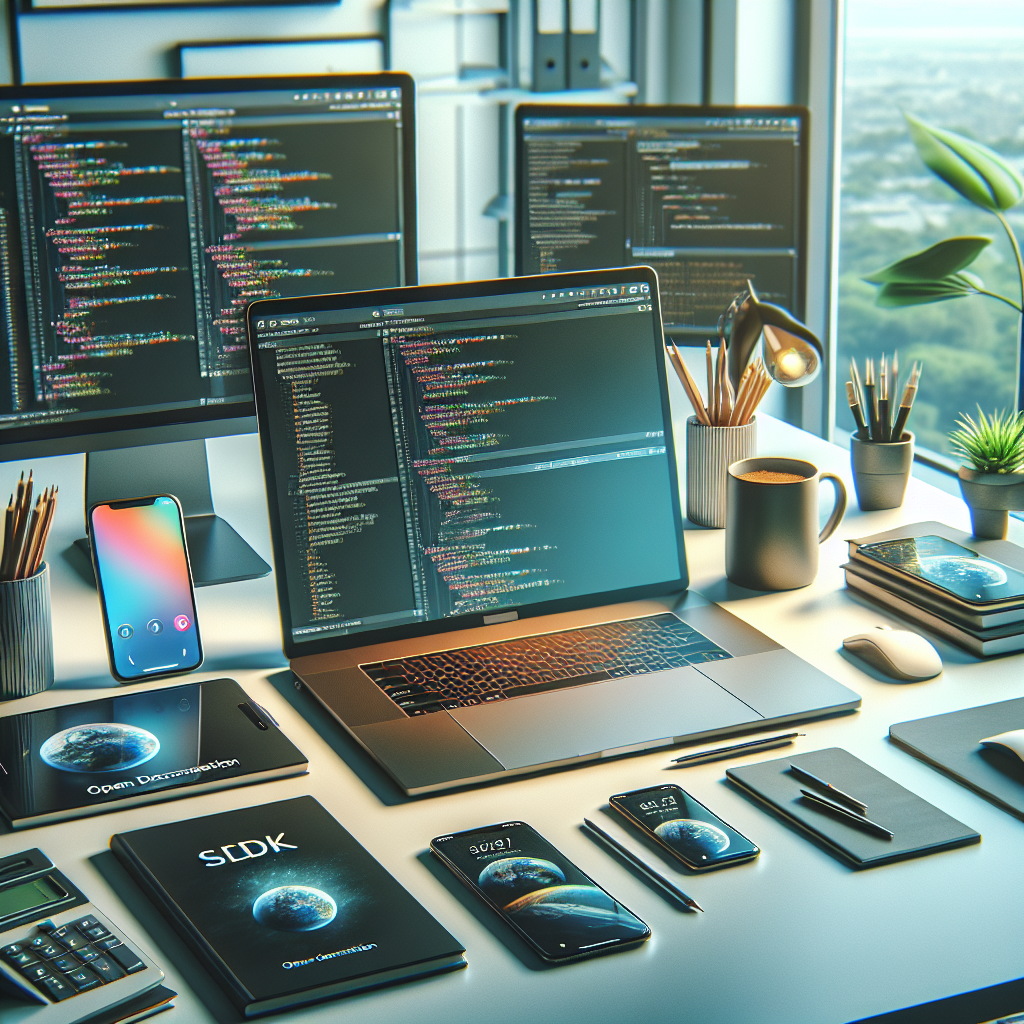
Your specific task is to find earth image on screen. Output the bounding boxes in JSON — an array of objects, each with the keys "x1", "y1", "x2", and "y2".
[
  {"x1": 252, "y1": 886, "x2": 338, "y2": 932},
  {"x1": 39, "y1": 723, "x2": 161, "y2": 773},
  {"x1": 655, "y1": 818, "x2": 731, "y2": 861},
  {"x1": 477, "y1": 857, "x2": 566, "y2": 904}
]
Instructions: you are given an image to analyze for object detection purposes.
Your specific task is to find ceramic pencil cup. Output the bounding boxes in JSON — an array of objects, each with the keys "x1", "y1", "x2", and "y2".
[
  {"x1": 0, "y1": 562, "x2": 54, "y2": 701},
  {"x1": 850, "y1": 432, "x2": 913, "y2": 511},
  {"x1": 686, "y1": 416, "x2": 757, "y2": 528}
]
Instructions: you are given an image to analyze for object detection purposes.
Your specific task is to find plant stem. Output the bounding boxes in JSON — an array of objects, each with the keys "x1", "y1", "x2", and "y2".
[
  {"x1": 994, "y1": 209, "x2": 1024, "y2": 312},
  {"x1": 975, "y1": 288, "x2": 1024, "y2": 313}
]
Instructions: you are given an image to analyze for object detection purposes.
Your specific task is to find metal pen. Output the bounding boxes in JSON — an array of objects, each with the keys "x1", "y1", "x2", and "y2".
[
  {"x1": 788, "y1": 763, "x2": 869, "y2": 815},
  {"x1": 581, "y1": 819, "x2": 703, "y2": 912},
  {"x1": 670, "y1": 732, "x2": 802, "y2": 767},
  {"x1": 798, "y1": 790, "x2": 894, "y2": 840}
]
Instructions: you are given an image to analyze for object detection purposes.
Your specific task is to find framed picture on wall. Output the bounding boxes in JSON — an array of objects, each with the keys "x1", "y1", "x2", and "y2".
[{"x1": 177, "y1": 36, "x2": 385, "y2": 77}]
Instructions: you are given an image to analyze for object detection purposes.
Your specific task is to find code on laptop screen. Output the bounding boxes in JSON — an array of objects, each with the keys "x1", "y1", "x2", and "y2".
[{"x1": 250, "y1": 275, "x2": 684, "y2": 645}]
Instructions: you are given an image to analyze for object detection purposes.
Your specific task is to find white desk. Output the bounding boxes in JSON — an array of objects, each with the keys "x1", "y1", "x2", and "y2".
[{"x1": 2, "y1": 412, "x2": 1022, "y2": 1024}]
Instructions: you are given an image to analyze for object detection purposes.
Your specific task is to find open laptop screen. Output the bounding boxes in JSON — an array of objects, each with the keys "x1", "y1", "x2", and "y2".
[{"x1": 248, "y1": 268, "x2": 685, "y2": 655}]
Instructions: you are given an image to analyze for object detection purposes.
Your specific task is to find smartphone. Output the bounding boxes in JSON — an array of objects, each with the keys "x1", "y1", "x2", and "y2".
[
  {"x1": 609, "y1": 784, "x2": 759, "y2": 871},
  {"x1": 431, "y1": 821, "x2": 649, "y2": 962},
  {"x1": 88, "y1": 495, "x2": 203, "y2": 682},
  {"x1": 858, "y1": 535, "x2": 1024, "y2": 605}
]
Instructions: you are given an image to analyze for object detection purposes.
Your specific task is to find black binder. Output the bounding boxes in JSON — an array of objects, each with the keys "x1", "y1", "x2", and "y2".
[{"x1": 727, "y1": 747, "x2": 980, "y2": 868}]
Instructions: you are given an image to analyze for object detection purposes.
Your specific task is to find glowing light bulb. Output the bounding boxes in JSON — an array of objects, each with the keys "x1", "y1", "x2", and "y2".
[{"x1": 763, "y1": 325, "x2": 820, "y2": 386}]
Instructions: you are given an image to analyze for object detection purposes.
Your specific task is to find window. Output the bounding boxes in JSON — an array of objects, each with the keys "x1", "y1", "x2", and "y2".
[{"x1": 836, "y1": 0, "x2": 1024, "y2": 458}]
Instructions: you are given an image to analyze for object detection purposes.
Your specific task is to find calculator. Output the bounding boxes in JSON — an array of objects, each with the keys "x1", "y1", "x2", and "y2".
[{"x1": 0, "y1": 848, "x2": 165, "y2": 1024}]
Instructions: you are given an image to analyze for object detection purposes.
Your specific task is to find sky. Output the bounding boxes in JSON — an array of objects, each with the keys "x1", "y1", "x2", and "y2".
[{"x1": 845, "y1": 0, "x2": 1024, "y2": 41}]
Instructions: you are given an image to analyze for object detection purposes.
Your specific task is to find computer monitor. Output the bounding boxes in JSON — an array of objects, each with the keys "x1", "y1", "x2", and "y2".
[
  {"x1": 515, "y1": 105, "x2": 808, "y2": 343},
  {"x1": 0, "y1": 73, "x2": 416, "y2": 584}
]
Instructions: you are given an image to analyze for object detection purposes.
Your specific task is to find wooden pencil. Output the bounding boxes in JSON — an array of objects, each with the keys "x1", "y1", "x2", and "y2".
[
  {"x1": 15, "y1": 496, "x2": 42, "y2": 580},
  {"x1": 30, "y1": 487, "x2": 57, "y2": 576},
  {"x1": 668, "y1": 342, "x2": 711, "y2": 425},
  {"x1": 717, "y1": 337, "x2": 731, "y2": 425},
  {"x1": 706, "y1": 341, "x2": 716, "y2": 426},
  {"x1": 1, "y1": 494, "x2": 14, "y2": 579}
]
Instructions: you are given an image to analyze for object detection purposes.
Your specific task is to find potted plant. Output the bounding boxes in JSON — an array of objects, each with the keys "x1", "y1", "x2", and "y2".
[{"x1": 949, "y1": 407, "x2": 1024, "y2": 539}]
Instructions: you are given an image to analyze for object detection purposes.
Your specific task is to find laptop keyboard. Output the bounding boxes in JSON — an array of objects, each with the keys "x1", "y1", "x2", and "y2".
[{"x1": 360, "y1": 612, "x2": 732, "y2": 716}]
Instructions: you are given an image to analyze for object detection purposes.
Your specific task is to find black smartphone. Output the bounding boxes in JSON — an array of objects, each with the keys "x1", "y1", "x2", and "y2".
[
  {"x1": 858, "y1": 535, "x2": 1024, "y2": 605},
  {"x1": 88, "y1": 495, "x2": 203, "y2": 682},
  {"x1": 609, "y1": 784, "x2": 759, "y2": 871},
  {"x1": 430, "y1": 821, "x2": 649, "y2": 963}
]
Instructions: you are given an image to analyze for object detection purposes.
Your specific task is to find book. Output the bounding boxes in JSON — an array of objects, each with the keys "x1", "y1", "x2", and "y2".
[
  {"x1": 844, "y1": 568, "x2": 1024, "y2": 656},
  {"x1": 726, "y1": 747, "x2": 980, "y2": 868},
  {"x1": 843, "y1": 556, "x2": 1024, "y2": 630},
  {"x1": 847, "y1": 522, "x2": 1024, "y2": 614},
  {"x1": 111, "y1": 796, "x2": 466, "y2": 1017},
  {"x1": 0, "y1": 677, "x2": 309, "y2": 829}
]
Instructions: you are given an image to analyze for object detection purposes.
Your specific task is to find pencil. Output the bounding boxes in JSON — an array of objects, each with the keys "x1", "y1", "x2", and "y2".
[
  {"x1": 846, "y1": 381, "x2": 867, "y2": 438},
  {"x1": 717, "y1": 337, "x2": 731, "y2": 425},
  {"x1": 891, "y1": 362, "x2": 920, "y2": 441},
  {"x1": 1, "y1": 494, "x2": 14, "y2": 580},
  {"x1": 668, "y1": 342, "x2": 711, "y2": 425},
  {"x1": 25, "y1": 487, "x2": 51, "y2": 578},
  {"x1": 864, "y1": 360, "x2": 878, "y2": 442},
  {"x1": 32, "y1": 487, "x2": 57, "y2": 576},
  {"x1": 706, "y1": 341, "x2": 716, "y2": 426},
  {"x1": 15, "y1": 497, "x2": 42, "y2": 580},
  {"x1": 850, "y1": 358, "x2": 865, "y2": 411}
]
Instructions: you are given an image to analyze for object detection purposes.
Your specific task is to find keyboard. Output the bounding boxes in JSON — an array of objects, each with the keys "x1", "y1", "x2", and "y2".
[{"x1": 360, "y1": 612, "x2": 732, "y2": 716}]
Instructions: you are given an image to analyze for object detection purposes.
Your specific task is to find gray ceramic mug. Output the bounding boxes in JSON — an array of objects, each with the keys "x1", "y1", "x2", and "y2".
[{"x1": 725, "y1": 457, "x2": 847, "y2": 591}]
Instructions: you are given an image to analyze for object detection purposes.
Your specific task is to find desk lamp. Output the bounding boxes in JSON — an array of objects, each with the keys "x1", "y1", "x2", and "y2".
[{"x1": 722, "y1": 281, "x2": 824, "y2": 393}]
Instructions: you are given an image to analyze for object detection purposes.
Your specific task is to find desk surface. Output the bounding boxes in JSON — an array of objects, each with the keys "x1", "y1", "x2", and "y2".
[{"x1": 2, "y1": 407, "x2": 1022, "y2": 1024}]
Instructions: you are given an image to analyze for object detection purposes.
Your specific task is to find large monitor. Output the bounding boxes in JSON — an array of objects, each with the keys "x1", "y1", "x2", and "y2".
[
  {"x1": 515, "y1": 105, "x2": 808, "y2": 343},
  {"x1": 0, "y1": 73, "x2": 416, "y2": 583}
]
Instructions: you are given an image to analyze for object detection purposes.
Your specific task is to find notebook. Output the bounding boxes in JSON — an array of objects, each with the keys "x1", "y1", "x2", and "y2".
[
  {"x1": 726, "y1": 747, "x2": 980, "y2": 868},
  {"x1": 890, "y1": 698, "x2": 1024, "y2": 821}
]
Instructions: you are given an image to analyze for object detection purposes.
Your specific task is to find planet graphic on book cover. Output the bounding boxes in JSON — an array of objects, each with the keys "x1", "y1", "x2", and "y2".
[
  {"x1": 252, "y1": 886, "x2": 337, "y2": 932},
  {"x1": 39, "y1": 723, "x2": 160, "y2": 773},
  {"x1": 477, "y1": 857, "x2": 565, "y2": 904},
  {"x1": 654, "y1": 818, "x2": 730, "y2": 860}
]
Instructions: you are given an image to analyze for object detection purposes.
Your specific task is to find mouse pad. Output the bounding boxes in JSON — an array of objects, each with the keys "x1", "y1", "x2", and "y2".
[
  {"x1": 727, "y1": 747, "x2": 980, "y2": 868},
  {"x1": 890, "y1": 698, "x2": 1024, "y2": 822}
]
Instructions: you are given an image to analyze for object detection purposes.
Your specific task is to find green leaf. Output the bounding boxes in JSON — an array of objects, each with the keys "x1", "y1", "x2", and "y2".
[
  {"x1": 874, "y1": 273, "x2": 982, "y2": 307},
  {"x1": 863, "y1": 236, "x2": 991, "y2": 284},
  {"x1": 906, "y1": 112, "x2": 1024, "y2": 212}
]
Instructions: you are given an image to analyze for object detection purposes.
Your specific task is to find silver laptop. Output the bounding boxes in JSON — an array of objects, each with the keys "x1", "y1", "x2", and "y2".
[{"x1": 247, "y1": 267, "x2": 859, "y2": 795}]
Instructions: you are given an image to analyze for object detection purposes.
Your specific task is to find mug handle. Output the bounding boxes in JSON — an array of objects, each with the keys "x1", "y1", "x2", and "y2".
[{"x1": 818, "y1": 472, "x2": 848, "y2": 544}]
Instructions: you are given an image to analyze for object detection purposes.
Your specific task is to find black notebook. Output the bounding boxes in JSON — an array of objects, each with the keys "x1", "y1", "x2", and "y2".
[
  {"x1": 726, "y1": 748, "x2": 980, "y2": 868},
  {"x1": 111, "y1": 796, "x2": 466, "y2": 1017},
  {"x1": 0, "y1": 677, "x2": 308, "y2": 829}
]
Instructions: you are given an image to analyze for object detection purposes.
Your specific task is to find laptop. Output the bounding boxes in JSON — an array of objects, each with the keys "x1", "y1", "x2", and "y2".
[{"x1": 246, "y1": 267, "x2": 859, "y2": 795}]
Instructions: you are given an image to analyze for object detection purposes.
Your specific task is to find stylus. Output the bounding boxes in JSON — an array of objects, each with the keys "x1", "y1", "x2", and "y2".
[
  {"x1": 669, "y1": 732, "x2": 802, "y2": 766},
  {"x1": 798, "y1": 790, "x2": 894, "y2": 839},
  {"x1": 582, "y1": 818, "x2": 703, "y2": 912},
  {"x1": 788, "y1": 764, "x2": 869, "y2": 815}
]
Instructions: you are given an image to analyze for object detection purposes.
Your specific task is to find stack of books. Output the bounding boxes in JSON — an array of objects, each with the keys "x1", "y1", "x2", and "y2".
[{"x1": 843, "y1": 522, "x2": 1024, "y2": 657}]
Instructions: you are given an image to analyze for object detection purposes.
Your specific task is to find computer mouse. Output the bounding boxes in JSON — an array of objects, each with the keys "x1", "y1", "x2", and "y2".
[
  {"x1": 979, "y1": 729, "x2": 1024, "y2": 765},
  {"x1": 841, "y1": 625, "x2": 942, "y2": 681}
]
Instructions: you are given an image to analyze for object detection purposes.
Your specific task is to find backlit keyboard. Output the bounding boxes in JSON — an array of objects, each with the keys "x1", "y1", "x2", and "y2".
[{"x1": 361, "y1": 612, "x2": 732, "y2": 715}]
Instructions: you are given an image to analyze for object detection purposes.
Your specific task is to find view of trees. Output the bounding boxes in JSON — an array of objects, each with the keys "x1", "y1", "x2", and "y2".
[{"x1": 837, "y1": 4, "x2": 1024, "y2": 456}]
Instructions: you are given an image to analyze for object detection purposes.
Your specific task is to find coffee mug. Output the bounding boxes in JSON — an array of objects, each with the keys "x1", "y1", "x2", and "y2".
[{"x1": 725, "y1": 457, "x2": 847, "y2": 591}]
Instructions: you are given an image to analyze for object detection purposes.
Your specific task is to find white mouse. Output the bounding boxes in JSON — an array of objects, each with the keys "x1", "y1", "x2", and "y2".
[
  {"x1": 841, "y1": 625, "x2": 942, "y2": 681},
  {"x1": 979, "y1": 729, "x2": 1024, "y2": 765}
]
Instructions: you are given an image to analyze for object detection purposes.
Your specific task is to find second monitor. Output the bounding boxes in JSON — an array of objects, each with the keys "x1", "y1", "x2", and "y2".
[{"x1": 515, "y1": 105, "x2": 808, "y2": 343}]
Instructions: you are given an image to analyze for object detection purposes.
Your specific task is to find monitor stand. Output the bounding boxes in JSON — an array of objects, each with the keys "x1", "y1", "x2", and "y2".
[{"x1": 73, "y1": 440, "x2": 272, "y2": 587}]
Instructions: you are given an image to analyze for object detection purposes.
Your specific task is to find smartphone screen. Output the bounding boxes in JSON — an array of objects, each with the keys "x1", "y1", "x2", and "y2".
[
  {"x1": 858, "y1": 535, "x2": 1024, "y2": 604},
  {"x1": 89, "y1": 496, "x2": 202, "y2": 681},
  {"x1": 431, "y1": 821, "x2": 649, "y2": 962},
  {"x1": 610, "y1": 785, "x2": 759, "y2": 870}
]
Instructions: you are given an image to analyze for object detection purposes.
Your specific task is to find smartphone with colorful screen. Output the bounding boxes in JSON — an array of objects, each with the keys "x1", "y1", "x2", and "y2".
[{"x1": 88, "y1": 495, "x2": 202, "y2": 682}]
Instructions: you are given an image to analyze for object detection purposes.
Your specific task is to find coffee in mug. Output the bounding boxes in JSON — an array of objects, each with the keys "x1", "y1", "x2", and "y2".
[{"x1": 725, "y1": 457, "x2": 847, "y2": 591}]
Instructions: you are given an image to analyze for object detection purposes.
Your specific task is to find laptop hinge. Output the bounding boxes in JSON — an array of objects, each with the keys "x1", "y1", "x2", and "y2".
[{"x1": 483, "y1": 611, "x2": 519, "y2": 625}]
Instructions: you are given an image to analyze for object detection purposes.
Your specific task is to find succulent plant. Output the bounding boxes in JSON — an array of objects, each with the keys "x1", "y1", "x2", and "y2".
[{"x1": 949, "y1": 407, "x2": 1024, "y2": 474}]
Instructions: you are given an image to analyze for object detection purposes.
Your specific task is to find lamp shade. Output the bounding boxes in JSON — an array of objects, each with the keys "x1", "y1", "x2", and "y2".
[{"x1": 723, "y1": 281, "x2": 823, "y2": 392}]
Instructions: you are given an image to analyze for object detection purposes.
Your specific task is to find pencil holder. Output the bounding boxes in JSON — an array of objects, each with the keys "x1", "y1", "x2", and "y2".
[
  {"x1": 0, "y1": 562, "x2": 54, "y2": 701},
  {"x1": 850, "y1": 432, "x2": 914, "y2": 511},
  {"x1": 686, "y1": 417, "x2": 757, "y2": 528}
]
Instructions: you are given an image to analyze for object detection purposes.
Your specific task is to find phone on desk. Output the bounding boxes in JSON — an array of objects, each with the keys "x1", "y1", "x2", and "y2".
[
  {"x1": 430, "y1": 821, "x2": 649, "y2": 962},
  {"x1": 88, "y1": 496, "x2": 202, "y2": 683},
  {"x1": 609, "y1": 784, "x2": 759, "y2": 871}
]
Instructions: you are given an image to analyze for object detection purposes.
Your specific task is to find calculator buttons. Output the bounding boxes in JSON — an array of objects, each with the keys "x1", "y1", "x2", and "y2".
[
  {"x1": 35, "y1": 973, "x2": 75, "y2": 1001},
  {"x1": 27, "y1": 937, "x2": 62, "y2": 958},
  {"x1": 65, "y1": 967, "x2": 101, "y2": 991},
  {"x1": 52, "y1": 927, "x2": 89, "y2": 950},
  {"x1": 88, "y1": 954, "x2": 126, "y2": 983},
  {"x1": 21, "y1": 962, "x2": 51, "y2": 981},
  {"x1": 51, "y1": 953, "x2": 79, "y2": 972},
  {"x1": 103, "y1": 942, "x2": 145, "y2": 973},
  {"x1": 74, "y1": 945, "x2": 100, "y2": 962},
  {"x1": 5, "y1": 948, "x2": 38, "y2": 968}
]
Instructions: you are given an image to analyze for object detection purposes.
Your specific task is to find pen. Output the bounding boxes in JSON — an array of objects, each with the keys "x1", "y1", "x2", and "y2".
[
  {"x1": 670, "y1": 732, "x2": 803, "y2": 767},
  {"x1": 845, "y1": 381, "x2": 867, "y2": 439},
  {"x1": 581, "y1": 818, "x2": 703, "y2": 913},
  {"x1": 798, "y1": 790, "x2": 894, "y2": 840},
  {"x1": 788, "y1": 764, "x2": 869, "y2": 814}
]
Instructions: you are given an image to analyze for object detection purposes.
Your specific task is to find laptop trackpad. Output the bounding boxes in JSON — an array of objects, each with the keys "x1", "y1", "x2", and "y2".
[{"x1": 449, "y1": 667, "x2": 762, "y2": 770}]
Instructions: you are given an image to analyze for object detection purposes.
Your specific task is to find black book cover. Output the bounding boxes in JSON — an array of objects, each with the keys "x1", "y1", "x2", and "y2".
[
  {"x1": 0, "y1": 677, "x2": 308, "y2": 828},
  {"x1": 111, "y1": 796, "x2": 466, "y2": 1015}
]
